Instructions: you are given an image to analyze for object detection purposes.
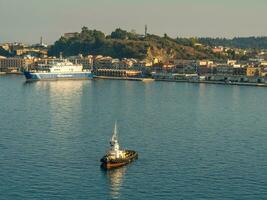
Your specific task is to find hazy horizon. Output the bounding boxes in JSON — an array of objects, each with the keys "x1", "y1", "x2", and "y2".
[{"x1": 1, "y1": 0, "x2": 267, "y2": 44}]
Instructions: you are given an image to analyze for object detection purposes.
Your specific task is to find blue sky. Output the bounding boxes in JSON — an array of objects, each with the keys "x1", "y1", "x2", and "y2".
[{"x1": 0, "y1": 0, "x2": 266, "y2": 44}]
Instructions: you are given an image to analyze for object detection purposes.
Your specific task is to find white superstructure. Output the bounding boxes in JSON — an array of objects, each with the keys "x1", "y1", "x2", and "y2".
[
  {"x1": 107, "y1": 122, "x2": 126, "y2": 159},
  {"x1": 38, "y1": 59, "x2": 83, "y2": 73}
]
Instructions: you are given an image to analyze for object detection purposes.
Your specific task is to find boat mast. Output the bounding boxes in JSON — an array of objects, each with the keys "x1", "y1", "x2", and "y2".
[
  {"x1": 110, "y1": 121, "x2": 120, "y2": 151},
  {"x1": 113, "y1": 121, "x2": 118, "y2": 139}
]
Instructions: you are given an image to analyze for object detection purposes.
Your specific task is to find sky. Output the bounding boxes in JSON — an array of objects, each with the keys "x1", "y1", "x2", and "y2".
[{"x1": 0, "y1": 0, "x2": 267, "y2": 44}]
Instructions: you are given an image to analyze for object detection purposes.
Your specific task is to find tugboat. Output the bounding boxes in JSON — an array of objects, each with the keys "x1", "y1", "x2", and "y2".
[{"x1": 100, "y1": 122, "x2": 138, "y2": 169}]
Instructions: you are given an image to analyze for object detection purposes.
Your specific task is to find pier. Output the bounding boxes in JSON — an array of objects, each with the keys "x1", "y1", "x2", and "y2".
[
  {"x1": 95, "y1": 76, "x2": 154, "y2": 82},
  {"x1": 154, "y1": 78, "x2": 267, "y2": 87}
]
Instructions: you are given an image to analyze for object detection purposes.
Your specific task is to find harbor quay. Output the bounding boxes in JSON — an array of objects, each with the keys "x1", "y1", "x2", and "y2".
[{"x1": 1, "y1": 52, "x2": 267, "y2": 86}]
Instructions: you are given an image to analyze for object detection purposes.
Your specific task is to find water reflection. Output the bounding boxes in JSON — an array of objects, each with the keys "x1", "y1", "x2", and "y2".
[
  {"x1": 103, "y1": 167, "x2": 126, "y2": 199},
  {"x1": 23, "y1": 80, "x2": 90, "y2": 135},
  {"x1": 34, "y1": 80, "x2": 85, "y2": 93}
]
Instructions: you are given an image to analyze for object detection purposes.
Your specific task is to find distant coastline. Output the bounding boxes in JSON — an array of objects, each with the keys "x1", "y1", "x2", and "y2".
[{"x1": 1, "y1": 27, "x2": 267, "y2": 87}]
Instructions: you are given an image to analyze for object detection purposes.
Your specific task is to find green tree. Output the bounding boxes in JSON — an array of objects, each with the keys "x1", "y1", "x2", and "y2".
[
  {"x1": 0, "y1": 47, "x2": 11, "y2": 57},
  {"x1": 111, "y1": 28, "x2": 128, "y2": 40}
]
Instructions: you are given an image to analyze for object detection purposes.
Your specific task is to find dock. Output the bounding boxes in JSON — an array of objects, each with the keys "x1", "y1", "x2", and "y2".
[
  {"x1": 95, "y1": 76, "x2": 154, "y2": 82},
  {"x1": 155, "y1": 79, "x2": 267, "y2": 87}
]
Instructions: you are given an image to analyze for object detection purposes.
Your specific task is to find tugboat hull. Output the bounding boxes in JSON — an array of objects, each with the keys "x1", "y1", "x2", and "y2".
[{"x1": 101, "y1": 150, "x2": 138, "y2": 169}]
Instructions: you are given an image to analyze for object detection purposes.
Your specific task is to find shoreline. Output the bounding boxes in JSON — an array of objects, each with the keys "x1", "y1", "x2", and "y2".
[
  {"x1": 154, "y1": 79, "x2": 267, "y2": 87},
  {"x1": 95, "y1": 76, "x2": 154, "y2": 82},
  {"x1": 1, "y1": 73, "x2": 266, "y2": 87},
  {"x1": 0, "y1": 72, "x2": 23, "y2": 75},
  {"x1": 95, "y1": 76, "x2": 267, "y2": 87}
]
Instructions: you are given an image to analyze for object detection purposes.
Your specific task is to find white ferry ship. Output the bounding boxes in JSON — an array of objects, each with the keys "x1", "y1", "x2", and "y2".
[{"x1": 24, "y1": 59, "x2": 93, "y2": 81}]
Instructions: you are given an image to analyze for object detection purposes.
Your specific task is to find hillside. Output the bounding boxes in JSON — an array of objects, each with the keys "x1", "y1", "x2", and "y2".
[
  {"x1": 48, "y1": 27, "x2": 223, "y2": 62},
  {"x1": 198, "y1": 37, "x2": 267, "y2": 49}
]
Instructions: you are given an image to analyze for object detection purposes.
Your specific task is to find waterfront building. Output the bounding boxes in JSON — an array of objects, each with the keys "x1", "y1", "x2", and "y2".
[
  {"x1": 215, "y1": 65, "x2": 234, "y2": 75},
  {"x1": 173, "y1": 59, "x2": 195, "y2": 66},
  {"x1": 132, "y1": 60, "x2": 151, "y2": 68},
  {"x1": 0, "y1": 42, "x2": 48, "y2": 58},
  {"x1": 260, "y1": 61, "x2": 267, "y2": 66},
  {"x1": 212, "y1": 46, "x2": 224, "y2": 53},
  {"x1": 0, "y1": 43, "x2": 10, "y2": 51},
  {"x1": 95, "y1": 69, "x2": 142, "y2": 77},
  {"x1": 92, "y1": 56, "x2": 144, "y2": 70},
  {"x1": 111, "y1": 58, "x2": 136, "y2": 70},
  {"x1": 152, "y1": 72, "x2": 198, "y2": 81},
  {"x1": 171, "y1": 60, "x2": 197, "y2": 74},
  {"x1": 63, "y1": 32, "x2": 79, "y2": 39},
  {"x1": 172, "y1": 65, "x2": 184, "y2": 74},
  {"x1": 145, "y1": 61, "x2": 153, "y2": 67},
  {"x1": 152, "y1": 58, "x2": 160, "y2": 65},
  {"x1": 163, "y1": 63, "x2": 175, "y2": 69},
  {"x1": 93, "y1": 56, "x2": 113, "y2": 69},
  {"x1": 182, "y1": 65, "x2": 197, "y2": 74},
  {"x1": 197, "y1": 60, "x2": 214, "y2": 67},
  {"x1": 8, "y1": 43, "x2": 28, "y2": 53},
  {"x1": 249, "y1": 58, "x2": 264, "y2": 63},
  {"x1": 121, "y1": 58, "x2": 136, "y2": 68},
  {"x1": 233, "y1": 66, "x2": 247, "y2": 76},
  {"x1": 197, "y1": 66, "x2": 214, "y2": 75},
  {"x1": 151, "y1": 72, "x2": 174, "y2": 80},
  {"x1": 0, "y1": 57, "x2": 34, "y2": 72},
  {"x1": 111, "y1": 59, "x2": 120, "y2": 69},
  {"x1": 227, "y1": 60, "x2": 237, "y2": 66},
  {"x1": 194, "y1": 43, "x2": 203, "y2": 47},
  {"x1": 246, "y1": 67, "x2": 259, "y2": 77},
  {"x1": 259, "y1": 66, "x2": 267, "y2": 77},
  {"x1": 15, "y1": 48, "x2": 48, "y2": 57}
]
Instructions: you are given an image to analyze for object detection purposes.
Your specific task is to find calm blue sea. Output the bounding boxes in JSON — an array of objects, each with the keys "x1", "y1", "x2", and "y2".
[{"x1": 0, "y1": 75, "x2": 267, "y2": 200}]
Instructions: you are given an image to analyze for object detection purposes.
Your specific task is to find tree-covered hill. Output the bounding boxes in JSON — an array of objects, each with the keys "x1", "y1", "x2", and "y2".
[
  {"x1": 48, "y1": 27, "x2": 222, "y2": 61},
  {"x1": 48, "y1": 27, "x2": 267, "y2": 61},
  {"x1": 198, "y1": 37, "x2": 267, "y2": 49}
]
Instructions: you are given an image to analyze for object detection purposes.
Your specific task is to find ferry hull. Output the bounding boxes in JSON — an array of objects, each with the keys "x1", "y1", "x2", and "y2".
[{"x1": 24, "y1": 71, "x2": 93, "y2": 81}]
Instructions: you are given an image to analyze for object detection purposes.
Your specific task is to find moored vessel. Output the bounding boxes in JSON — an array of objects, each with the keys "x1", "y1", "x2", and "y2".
[
  {"x1": 24, "y1": 59, "x2": 93, "y2": 81},
  {"x1": 100, "y1": 122, "x2": 138, "y2": 169}
]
